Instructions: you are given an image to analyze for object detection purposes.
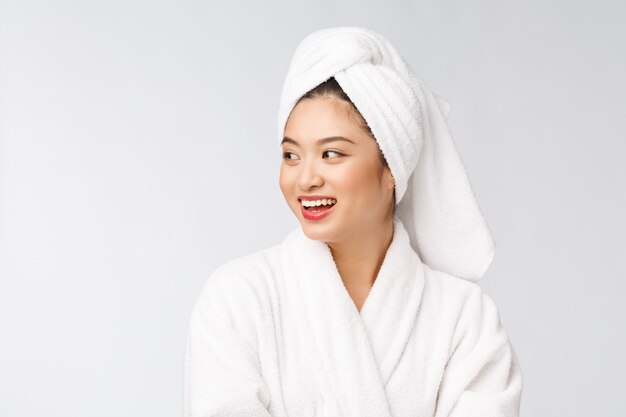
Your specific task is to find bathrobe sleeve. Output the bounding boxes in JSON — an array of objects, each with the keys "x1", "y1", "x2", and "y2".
[
  {"x1": 435, "y1": 286, "x2": 523, "y2": 417},
  {"x1": 182, "y1": 268, "x2": 272, "y2": 417}
]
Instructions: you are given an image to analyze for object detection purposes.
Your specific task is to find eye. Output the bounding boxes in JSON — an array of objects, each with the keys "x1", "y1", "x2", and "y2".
[
  {"x1": 323, "y1": 150, "x2": 344, "y2": 159},
  {"x1": 282, "y1": 151, "x2": 298, "y2": 160}
]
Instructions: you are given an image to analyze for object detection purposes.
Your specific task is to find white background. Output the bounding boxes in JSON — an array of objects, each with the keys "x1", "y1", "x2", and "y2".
[{"x1": 1, "y1": 1, "x2": 624, "y2": 416}]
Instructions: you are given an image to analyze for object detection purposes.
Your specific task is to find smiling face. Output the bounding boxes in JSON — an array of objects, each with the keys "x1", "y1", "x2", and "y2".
[{"x1": 279, "y1": 96, "x2": 395, "y2": 244}]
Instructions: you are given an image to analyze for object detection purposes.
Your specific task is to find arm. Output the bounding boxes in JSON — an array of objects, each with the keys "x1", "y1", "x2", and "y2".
[
  {"x1": 182, "y1": 271, "x2": 272, "y2": 417},
  {"x1": 435, "y1": 287, "x2": 523, "y2": 417}
]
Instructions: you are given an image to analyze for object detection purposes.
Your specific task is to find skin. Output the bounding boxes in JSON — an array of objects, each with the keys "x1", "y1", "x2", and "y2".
[{"x1": 279, "y1": 97, "x2": 396, "y2": 312}]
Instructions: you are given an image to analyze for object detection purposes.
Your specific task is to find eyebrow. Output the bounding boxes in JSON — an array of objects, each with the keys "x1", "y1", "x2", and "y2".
[{"x1": 280, "y1": 136, "x2": 356, "y2": 147}]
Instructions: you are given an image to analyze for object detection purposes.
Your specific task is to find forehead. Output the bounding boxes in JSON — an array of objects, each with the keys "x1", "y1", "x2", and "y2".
[{"x1": 283, "y1": 97, "x2": 368, "y2": 144}]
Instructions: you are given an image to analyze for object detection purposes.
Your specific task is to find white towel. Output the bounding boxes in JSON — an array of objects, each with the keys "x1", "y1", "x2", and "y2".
[{"x1": 277, "y1": 26, "x2": 495, "y2": 282}]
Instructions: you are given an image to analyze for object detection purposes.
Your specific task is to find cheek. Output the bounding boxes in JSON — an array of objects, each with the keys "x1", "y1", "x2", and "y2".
[
  {"x1": 278, "y1": 175, "x2": 287, "y2": 196},
  {"x1": 333, "y1": 163, "x2": 383, "y2": 209},
  {"x1": 334, "y1": 164, "x2": 375, "y2": 191},
  {"x1": 279, "y1": 167, "x2": 294, "y2": 196}
]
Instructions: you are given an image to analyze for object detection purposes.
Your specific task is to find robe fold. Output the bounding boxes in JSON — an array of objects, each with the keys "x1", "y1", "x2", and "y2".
[{"x1": 182, "y1": 216, "x2": 523, "y2": 417}]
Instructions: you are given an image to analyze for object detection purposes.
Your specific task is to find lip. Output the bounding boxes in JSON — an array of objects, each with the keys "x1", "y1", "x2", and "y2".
[{"x1": 300, "y1": 201, "x2": 336, "y2": 221}]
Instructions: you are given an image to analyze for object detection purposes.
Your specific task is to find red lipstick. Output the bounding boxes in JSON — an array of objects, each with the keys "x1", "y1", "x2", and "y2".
[{"x1": 298, "y1": 196, "x2": 337, "y2": 221}]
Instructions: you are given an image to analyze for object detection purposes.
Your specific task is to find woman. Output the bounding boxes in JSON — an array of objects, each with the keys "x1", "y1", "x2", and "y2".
[
  {"x1": 280, "y1": 77, "x2": 397, "y2": 313},
  {"x1": 183, "y1": 27, "x2": 523, "y2": 417}
]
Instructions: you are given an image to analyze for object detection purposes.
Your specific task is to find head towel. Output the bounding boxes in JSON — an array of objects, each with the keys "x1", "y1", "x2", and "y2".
[{"x1": 277, "y1": 26, "x2": 495, "y2": 283}]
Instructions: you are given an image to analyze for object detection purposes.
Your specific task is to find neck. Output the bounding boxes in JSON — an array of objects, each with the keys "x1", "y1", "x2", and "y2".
[{"x1": 326, "y1": 219, "x2": 395, "y2": 296}]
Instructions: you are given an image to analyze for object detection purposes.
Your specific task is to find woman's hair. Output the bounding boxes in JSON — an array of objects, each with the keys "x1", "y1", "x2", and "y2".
[{"x1": 296, "y1": 77, "x2": 397, "y2": 210}]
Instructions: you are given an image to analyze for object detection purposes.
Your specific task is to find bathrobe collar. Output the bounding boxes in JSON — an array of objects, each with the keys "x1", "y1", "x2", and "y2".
[{"x1": 279, "y1": 215, "x2": 425, "y2": 417}]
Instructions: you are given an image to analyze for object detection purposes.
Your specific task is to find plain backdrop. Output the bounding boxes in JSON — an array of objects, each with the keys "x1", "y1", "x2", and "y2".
[{"x1": 1, "y1": 1, "x2": 624, "y2": 416}]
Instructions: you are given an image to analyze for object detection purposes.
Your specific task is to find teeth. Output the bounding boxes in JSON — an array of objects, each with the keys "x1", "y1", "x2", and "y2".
[{"x1": 300, "y1": 198, "x2": 337, "y2": 207}]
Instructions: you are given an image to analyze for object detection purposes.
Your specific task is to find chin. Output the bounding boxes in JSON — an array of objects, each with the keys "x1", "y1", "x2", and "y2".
[{"x1": 299, "y1": 221, "x2": 336, "y2": 242}]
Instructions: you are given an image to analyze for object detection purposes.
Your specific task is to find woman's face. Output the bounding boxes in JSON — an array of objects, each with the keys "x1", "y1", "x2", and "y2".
[{"x1": 279, "y1": 97, "x2": 395, "y2": 243}]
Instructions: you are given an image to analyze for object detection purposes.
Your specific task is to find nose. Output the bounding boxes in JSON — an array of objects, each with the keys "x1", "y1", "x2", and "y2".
[{"x1": 298, "y1": 159, "x2": 324, "y2": 191}]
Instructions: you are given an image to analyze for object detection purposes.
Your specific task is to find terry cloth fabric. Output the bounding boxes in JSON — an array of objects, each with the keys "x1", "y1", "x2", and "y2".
[
  {"x1": 277, "y1": 26, "x2": 495, "y2": 282},
  {"x1": 182, "y1": 215, "x2": 524, "y2": 417}
]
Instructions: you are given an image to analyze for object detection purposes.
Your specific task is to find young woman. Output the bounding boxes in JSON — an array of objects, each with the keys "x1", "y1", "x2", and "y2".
[{"x1": 183, "y1": 27, "x2": 523, "y2": 417}]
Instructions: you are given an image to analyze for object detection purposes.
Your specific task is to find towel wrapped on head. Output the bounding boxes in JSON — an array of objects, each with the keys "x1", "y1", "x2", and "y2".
[{"x1": 277, "y1": 26, "x2": 495, "y2": 282}]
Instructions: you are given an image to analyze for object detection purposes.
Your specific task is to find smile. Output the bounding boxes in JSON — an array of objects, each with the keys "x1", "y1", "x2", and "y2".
[{"x1": 299, "y1": 197, "x2": 337, "y2": 220}]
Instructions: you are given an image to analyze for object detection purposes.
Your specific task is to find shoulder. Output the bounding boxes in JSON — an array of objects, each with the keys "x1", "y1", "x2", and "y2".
[
  {"x1": 208, "y1": 245, "x2": 279, "y2": 288},
  {"x1": 422, "y1": 265, "x2": 509, "y2": 358},
  {"x1": 422, "y1": 264, "x2": 485, "y2": 305},
  {"x1": 196, "y1": 243, "x2": 281, "y2": 314},
  {"x1": 422, "y1": 264, "x2": 504, "y2": 336},
  {"x1": 189, "y1": 243, "x2": 283, "y2": 347}
]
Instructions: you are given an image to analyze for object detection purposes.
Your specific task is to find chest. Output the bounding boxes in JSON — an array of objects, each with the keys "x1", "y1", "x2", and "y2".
[{"x1": 258, "y1": 304, "x2": 450, "y2": 417}]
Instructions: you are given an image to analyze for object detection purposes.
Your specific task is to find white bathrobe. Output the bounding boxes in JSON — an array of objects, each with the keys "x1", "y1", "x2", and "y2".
[{"x1": 182, "y1": 216, "x2": 523, "y2": 417}]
